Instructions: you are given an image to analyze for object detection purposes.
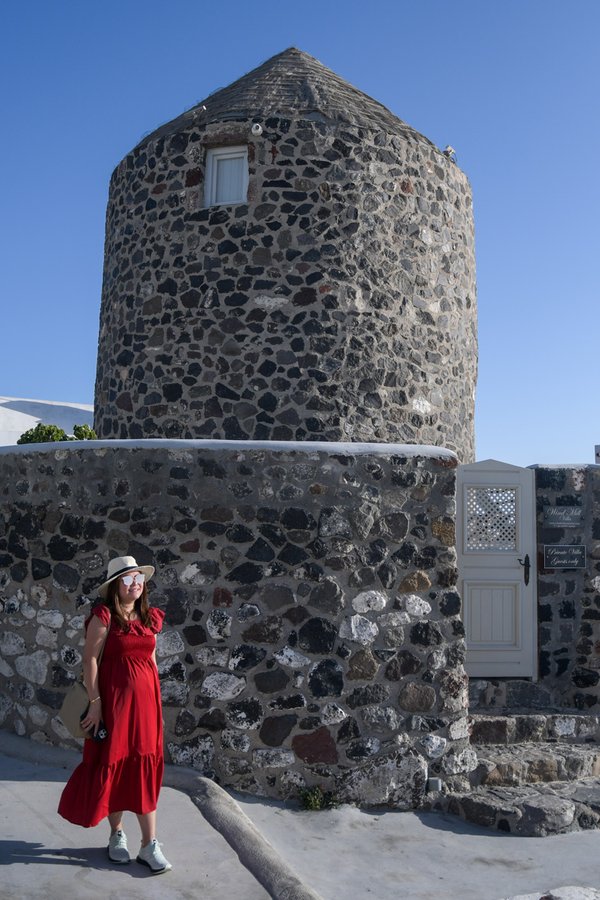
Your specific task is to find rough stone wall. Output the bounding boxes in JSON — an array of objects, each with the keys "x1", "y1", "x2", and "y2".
[
  {"x1": 470, "y1": 465, "x2": 600, "y2": 711},
  {"x1": 0, "y1": 441, "x2": 473, "y2": 805},
  {"x1": 535, "y1": 466, "x2": 600, "y2": 708},
  {"x1": 94, "y1": 114, "x2": 477, "y2": 461}
]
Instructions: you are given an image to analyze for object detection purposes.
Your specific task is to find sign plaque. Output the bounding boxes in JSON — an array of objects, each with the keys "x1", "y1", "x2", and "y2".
[
  {"x1": 543, "y1": 544, "x2": 586, "y2": 569},
  {"x1": 543, "y1": 506, "x2": 583, "y2": 527}
]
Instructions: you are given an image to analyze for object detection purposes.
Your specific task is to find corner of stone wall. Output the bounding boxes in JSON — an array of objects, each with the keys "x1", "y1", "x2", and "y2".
[{"x1": 0, "y1": 441, "x2": 471, "y2": 806}]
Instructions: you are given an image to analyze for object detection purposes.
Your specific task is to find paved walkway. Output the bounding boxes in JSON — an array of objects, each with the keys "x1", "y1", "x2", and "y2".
[{"x1": 1, "y1": 732, "x2": 599, "y2": 899}]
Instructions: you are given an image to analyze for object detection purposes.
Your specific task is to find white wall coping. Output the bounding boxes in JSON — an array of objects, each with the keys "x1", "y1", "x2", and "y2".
[
  {"x1": 529, "y1": 463, "x2": 600, "y2": 470},
  {"x1": 0, "y1": 438, "x2": 457, "y2": 461}
]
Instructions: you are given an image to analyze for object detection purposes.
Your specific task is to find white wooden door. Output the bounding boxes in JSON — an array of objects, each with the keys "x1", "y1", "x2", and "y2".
[{"x1": 457, "y1": 459, "x2": 537, "y2": 678}]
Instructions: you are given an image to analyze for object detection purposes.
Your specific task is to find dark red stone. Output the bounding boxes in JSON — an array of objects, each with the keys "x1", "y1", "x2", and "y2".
[
  {"x1": 213, "y1": 587, "x2": 233, "y2": 607},
  {"x1": 185, "y1": 168, "x2": 203, "y2": 186},
  {"x1": 292, "y1": 726, "x2": 338, "y2": 763},
  {"x1": 180, "y1": 538, "x2": 200, "y2": 553}
]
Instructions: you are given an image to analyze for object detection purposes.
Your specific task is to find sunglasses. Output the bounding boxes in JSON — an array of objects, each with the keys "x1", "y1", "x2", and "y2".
[{"x1": 120, "y1": 573, "x2": 145, "y2": 587}]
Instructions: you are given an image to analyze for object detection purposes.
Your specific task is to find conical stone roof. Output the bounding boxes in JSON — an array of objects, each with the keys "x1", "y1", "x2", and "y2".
[{"x1": 137, "y1": 47, "x2": 430, "y2": 149}]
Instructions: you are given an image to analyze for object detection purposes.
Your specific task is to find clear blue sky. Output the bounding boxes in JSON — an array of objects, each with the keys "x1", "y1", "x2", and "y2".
[{"x1": 1, "y1": 0, "x2": 598, "y2": 466}]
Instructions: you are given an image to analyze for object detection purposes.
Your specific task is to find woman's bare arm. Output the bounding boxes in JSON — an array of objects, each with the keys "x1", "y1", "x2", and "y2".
[{"x1": 81, "y1": 615, "x2": 108, "y2": 734}]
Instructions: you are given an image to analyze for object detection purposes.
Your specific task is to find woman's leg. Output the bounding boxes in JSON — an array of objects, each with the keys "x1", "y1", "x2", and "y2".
[
  {"x1": 135, "y1": 809, "x2": 171, "y2": 871},
  {"x1": 136, "y1": 810, "x2": 157, "y2": 846},
  {"x1": 107, "y1": 811, "x2": 130, "y2": 864},
  {"x1": 108, "y1": 811, "x2": 124, "y2": 833}
]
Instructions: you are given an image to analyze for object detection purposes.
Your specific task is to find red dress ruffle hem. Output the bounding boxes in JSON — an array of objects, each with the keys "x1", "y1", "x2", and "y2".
[{"x1": 58, "y1": 604, "x2": 165, "y2": 828}]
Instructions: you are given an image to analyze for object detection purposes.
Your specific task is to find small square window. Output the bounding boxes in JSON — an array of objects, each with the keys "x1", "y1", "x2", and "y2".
[{"x1": 204, "y1": 146, "x2": 248, "y2": 207}]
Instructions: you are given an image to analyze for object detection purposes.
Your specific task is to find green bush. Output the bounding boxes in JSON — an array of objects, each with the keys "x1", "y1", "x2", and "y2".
[
  {"x1": 299, "y1": 786, "x2": 338, "y2": 811},
  {"x1": 17, "y1": 422, "x2": 97, "y2": 445},
  {"x1": 17, "y1": 423, "x2": 69, "y2": 444},
  {"x1": 72, "y1": 424, "x2": 97, "y2": 441}
]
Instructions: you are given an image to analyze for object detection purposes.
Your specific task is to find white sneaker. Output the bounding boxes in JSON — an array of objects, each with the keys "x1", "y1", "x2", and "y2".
[
  {"x1": 136, "y1": 838, "x2": 172, "y2": 874},
  {"x1": 107, "y1": 829, "x2": 130, "y2": 864}
]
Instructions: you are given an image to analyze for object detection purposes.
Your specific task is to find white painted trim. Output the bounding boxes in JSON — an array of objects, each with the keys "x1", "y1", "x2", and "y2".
[
  {"x1": 204, "y1": 145, "x2": 248, "y2": 206},
  {"x1": 0, "y1": 438, "x2": 458, "y2": 459}
]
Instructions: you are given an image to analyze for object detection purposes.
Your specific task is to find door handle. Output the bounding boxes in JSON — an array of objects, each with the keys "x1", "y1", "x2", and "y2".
[{"x1": 517, "y1": 554, "x2": 530, "y2": 586}]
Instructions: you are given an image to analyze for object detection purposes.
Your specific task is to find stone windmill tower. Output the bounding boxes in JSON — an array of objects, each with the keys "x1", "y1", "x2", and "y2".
[{"x1": 94, "y1": 48, "x2": 477, "y2": 460}]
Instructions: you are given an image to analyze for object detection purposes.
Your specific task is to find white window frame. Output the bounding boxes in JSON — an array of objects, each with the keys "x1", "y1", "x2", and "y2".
[{"x1": 204, "y1": 145, "x2": 249, "y2": 207}]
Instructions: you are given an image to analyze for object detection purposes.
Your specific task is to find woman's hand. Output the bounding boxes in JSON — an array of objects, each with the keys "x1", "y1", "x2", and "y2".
[{"x1": 81, "y1": 699, "x2": 102, "y2": 736}]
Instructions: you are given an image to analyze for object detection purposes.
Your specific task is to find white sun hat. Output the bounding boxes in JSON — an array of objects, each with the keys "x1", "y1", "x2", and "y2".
[{"x1": 98, "y1": 555, "x2": 155, "y2": 598}]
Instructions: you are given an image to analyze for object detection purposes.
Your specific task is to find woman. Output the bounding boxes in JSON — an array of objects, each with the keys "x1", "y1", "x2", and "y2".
[{"x1": 58, "y1": 555, "x2": 172, "y2": 874}]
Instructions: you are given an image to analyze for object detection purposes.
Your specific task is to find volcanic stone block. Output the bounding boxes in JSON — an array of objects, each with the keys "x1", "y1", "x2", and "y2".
[
  {"x1": 298, "y1": 618, "x2": 337, "y2": 654},
  {"x1": 259, "y1": 715, "x2": 297, "y2": 747},
  {"x1": 226, "y1": 698, "x2": 264, "y2": 730},
  {"x1": 228, "y1": 644, "x2": 267, "y2": 671},
  {"x1": 398, "y1": 682, "x2": 436, "y2": 713},
  {"x1": 308, "y1": 579, "x2": 344, "y2": 615},
  {"x1": 308, "y1": 659, "x2": 344, "y2": 698},
  {"x1": 336, "y1": 749, "x2": 428, "y2": 808},
  {"x1": 243, "y1": 616, "x2": 284, "y2": 644}
]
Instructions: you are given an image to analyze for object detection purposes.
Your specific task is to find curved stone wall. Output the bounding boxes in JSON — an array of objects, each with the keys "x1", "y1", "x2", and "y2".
[
  {"x1": 94, "y1": 114, "x2": 477, "y2": 460},
  {"x1": 0, "y1": 441, "x2": 473, "y2": 805}
]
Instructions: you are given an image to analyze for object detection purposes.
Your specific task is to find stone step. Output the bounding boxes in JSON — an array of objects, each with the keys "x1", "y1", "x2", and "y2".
[
  {"x1": 434, "y1": 778, "x2": 600, "y2": 837},
  {"x1": 472, "y1": 741, "x2": 600, "y2": 788},
  {"x1": 469, "y1": 677, "x2": 556, "y2": 711},
  {"x1": 469, "y1": 711, "x2": 600, "y2": 746}
]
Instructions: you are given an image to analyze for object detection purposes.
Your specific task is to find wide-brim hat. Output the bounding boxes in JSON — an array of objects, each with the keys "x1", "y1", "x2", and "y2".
[{"x1": 98, "y1": 555, "x2": 155, "y2": 598}]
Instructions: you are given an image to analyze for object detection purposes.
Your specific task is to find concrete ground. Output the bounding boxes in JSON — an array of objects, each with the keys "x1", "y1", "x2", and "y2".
[{"x1": 1, "y1": 731, "x2": 599, "y2": 900}]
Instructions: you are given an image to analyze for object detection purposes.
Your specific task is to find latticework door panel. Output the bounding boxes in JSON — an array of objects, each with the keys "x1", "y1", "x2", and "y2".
[{"x1": 465, "y1": 486, "x2": 517, "y2": 551}]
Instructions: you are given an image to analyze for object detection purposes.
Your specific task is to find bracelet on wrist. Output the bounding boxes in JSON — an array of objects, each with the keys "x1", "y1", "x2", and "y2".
[{"x1": 89, "y1": 696, "x2": 101, "y2": 704}]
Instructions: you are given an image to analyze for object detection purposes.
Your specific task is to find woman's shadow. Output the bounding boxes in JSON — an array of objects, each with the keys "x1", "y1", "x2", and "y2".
[{"x1": 0, "y1": 840, "x2": 149, "y2": 877}]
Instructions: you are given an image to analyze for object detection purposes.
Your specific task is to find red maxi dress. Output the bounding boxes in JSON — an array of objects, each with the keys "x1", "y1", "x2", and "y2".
[{"x1": 58, "y1": 604, "x2": 165, "y2": 827}]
